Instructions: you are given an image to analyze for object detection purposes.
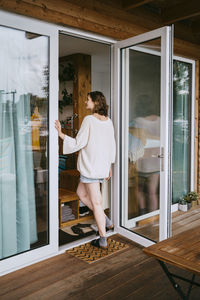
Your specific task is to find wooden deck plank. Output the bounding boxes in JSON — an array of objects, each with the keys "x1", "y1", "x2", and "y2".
[
  {"x1": 133, "y1": 206, "x2": 200, "y2": 241},
  {"x1": 1, "y1": 234, "x2": 200, "y2": 300}
]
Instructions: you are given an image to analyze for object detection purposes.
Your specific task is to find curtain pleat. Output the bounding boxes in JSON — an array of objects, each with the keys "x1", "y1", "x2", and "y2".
[{"x1": 0, "y1": 92, "x2": 37, "y2": 259}]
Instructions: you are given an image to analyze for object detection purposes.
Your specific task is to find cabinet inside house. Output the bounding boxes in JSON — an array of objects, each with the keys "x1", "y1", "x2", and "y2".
[{"x1": 58, "y1": 34, "x2": 111, "y2": 245}]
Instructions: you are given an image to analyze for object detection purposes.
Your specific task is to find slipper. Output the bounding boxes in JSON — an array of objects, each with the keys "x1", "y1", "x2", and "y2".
[
  {"x1": 76, "y1": 223, "x2": 92, "y2": 228},
  {"x1": 91, "y1": 238, "x2": 108, "y2": 250},
  {"x1": 71, "y1": 225, "x2": 86, "y2": 236}
]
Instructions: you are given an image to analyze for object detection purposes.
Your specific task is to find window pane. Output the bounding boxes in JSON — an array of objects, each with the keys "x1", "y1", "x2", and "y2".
[
  {"x1": 120, "y1": 38, "x2": 161, "y2": 243},
  {"x1": 172, "y1": 60, "x2": 192, "y2": 204},
  {"x1": 0, "y1": 26, "x2": 49, "y2": 260}
]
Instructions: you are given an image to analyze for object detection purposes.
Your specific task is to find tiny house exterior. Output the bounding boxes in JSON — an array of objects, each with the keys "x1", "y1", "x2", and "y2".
[{"x1": 0, "y1": 0, "x2": 200, "y2": 276}]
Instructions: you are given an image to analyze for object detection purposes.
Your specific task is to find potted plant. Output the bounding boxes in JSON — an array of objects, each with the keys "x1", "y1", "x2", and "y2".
[
  {"x1": 178, "y1": 199, "x2": 188, "y2": 212},
  {"x1": 183, "y1": 194, "x2": 192, "y2": 210},
  {"x1": 188, "y1": 191, "x2": 198, "y2": 207},
  {"x1": 183, "y1": 191, "x2": 199, "y2": 209}
]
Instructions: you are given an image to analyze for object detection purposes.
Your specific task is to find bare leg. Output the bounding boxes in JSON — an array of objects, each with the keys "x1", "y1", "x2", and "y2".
[
  {"x1": 85, "y1": 182, "x2": 106, "y2": 237},
  {"x1": 138, "y1": 177, "x2": 146, "y2": 212},
  {"x1": 76, "y1": 182, "x2": 94, "y2": 211},
  {"x1": 147, "y1": 173, "x2": 159, "y2": 211},
  {"x1": 76, "y1": 182, "x2": 110, "y2": 225}
]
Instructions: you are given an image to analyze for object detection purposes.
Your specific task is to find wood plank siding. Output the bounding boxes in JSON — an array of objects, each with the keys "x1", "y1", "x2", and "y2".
[{"x1": 0, "y1": 0, "x2": 200, "y2": 59}]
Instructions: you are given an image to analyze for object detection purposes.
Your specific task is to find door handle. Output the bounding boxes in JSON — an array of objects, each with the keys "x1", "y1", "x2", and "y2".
[
  {"x1": 151, "y1": 147, "x2": 164, "y2": 171},
  {"x1": 151, "y1": 154, "x2": 164, "y2": 158}
]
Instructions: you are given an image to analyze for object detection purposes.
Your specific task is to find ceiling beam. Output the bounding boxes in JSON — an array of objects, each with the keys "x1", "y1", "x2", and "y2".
[
  {"x1": 190, "y1": 20, "x2": 200, "y2": 35},
  {"x1": 123, "y1": 0, "x2": 154, "y2": 10},
  {"x1": 174, "y1": 22, "x2": 200, "y2": 45},
  {"x1": 162, "y1": 0, "x2": 200, "y2": 24}
]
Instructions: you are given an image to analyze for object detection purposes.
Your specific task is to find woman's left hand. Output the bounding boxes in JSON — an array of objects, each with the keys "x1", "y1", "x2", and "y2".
[
  {"x1": 55, "y1": 120, "x2": 61, "y2": 134},
  {"x1": 106, "y1": 168, "x2": 111, "y2": 181}
]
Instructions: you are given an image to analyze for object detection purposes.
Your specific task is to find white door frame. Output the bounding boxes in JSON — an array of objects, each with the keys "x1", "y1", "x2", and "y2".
[
  {"x1": 0, "y1": 9, "x2": 116, "y2": 276},
  {"x1": 0, "y1": 10, "x2": 59, "y2": 276},
  {"x1": 115, "y1": 51, "x2": 195, "y2": 230},
  {"x1": 112, "y1": 26, "x2": 173, "y2": 246},
  {"x1": 0, "y1": 9, "x2": 195, "y2": 275}
]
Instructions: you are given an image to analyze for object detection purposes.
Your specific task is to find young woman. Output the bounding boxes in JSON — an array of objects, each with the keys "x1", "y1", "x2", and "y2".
[{"x1": 55, "y1": 91, "x2": 116, "y2": 249}]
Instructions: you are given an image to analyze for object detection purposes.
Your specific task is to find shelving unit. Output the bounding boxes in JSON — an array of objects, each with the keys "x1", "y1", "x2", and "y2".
[{"x1": 59, "y1": 188, "x2": 93, "y2": 228}]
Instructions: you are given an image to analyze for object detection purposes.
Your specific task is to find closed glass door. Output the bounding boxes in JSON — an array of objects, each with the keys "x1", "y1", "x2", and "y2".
[
  {"x1": 0, "y1": 25, "x2": 49, "y2": 260},
  {"x1": 113, "y1": 27, "x2": 173, "y2": 245}
]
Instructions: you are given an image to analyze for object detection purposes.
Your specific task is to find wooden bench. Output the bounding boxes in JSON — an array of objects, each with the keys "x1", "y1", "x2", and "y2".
[{"x1": 143, "y1": 228, "x2": 200, "y2": 299}]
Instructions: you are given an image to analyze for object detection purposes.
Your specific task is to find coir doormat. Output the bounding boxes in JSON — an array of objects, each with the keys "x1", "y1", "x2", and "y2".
[{"x1": 66, "y1": 238, "x2": 129, "y2": 264}]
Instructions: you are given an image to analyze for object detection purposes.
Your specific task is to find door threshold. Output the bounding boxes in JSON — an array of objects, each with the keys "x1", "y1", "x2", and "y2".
[{"x1": 58, "y1": 231, "x2": 116, "y2": 253}]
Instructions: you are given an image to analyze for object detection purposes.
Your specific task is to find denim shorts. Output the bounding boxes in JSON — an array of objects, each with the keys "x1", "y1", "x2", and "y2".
[{"x1": 80, "y1": 174, "x2": 104, "y2": 184}]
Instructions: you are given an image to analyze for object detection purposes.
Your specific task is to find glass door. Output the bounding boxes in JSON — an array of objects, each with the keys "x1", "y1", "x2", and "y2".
[
  {"x1": 113, "y1": 26, "x2": 173, "y2": 245},
  {"x1": 0, "y1": 10, "x2": 58, "y2": 276}
]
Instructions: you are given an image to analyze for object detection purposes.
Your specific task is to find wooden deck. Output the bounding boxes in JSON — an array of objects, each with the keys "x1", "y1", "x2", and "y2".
[
  {"x1": 133, "y1": 205, "x2": 200, "y2": 242},
  {"x1": 0, "y1": 235, "x2": 200, "y2": 300}
]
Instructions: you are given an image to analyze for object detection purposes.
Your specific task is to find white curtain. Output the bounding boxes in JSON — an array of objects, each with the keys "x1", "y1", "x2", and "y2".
[{"x1": 0, "y1": 92, "x2": 37, "y2": 259}]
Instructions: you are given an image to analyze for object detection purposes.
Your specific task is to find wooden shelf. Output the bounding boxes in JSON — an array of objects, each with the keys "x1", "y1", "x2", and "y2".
[
  {"x1": 59, "y1": 188, "x2": 79, "y2": 203},
  {"x1": 60, "y1": 214, "x2": 94, "y2": 227},
  {"x1": 59, "y1": 188, "x2": 94, "y2": 228}
]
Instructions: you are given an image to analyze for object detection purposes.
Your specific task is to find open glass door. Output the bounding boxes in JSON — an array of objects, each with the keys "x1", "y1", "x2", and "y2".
[{"x1": 113, "y1": 26, "x2": 173, "y2": 246}]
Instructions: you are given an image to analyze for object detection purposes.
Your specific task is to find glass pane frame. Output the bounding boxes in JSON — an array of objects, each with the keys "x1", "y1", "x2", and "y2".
[
  {"x1": 121, "y1": 42, "x2": 162, "y2": 243},
  {"x1": 112, "y1": 26, "x2": 173, "y2": 246},
  {"x1": 171, "y1": 56, "x2": 195, "y2": 236},
  {"x1": 0, "y1": 10, "x2": 59, "y2": 275}
]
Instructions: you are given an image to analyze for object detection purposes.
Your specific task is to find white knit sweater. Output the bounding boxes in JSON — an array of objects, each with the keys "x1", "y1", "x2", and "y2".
[{"x1": 63, "y1": 115, "x2": 116, "y2": 178}]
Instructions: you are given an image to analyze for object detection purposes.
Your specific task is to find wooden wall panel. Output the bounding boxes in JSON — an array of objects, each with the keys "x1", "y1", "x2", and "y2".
[
  {"x1": 72, "y1": 53, "x2": 91, "y2": 128},
  {"x1": 0, "y1": 0, "x2": 200, "y2": 58}
]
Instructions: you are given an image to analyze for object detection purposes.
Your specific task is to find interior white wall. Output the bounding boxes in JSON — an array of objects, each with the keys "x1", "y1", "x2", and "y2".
[{"x1": 91, "y1": 55, "x2": 110, "y2": 110}]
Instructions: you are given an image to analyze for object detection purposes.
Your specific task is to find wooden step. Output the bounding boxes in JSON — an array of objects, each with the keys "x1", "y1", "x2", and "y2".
[{"x1": 59, "y1": 188, "x2": 79, "y2": 203}]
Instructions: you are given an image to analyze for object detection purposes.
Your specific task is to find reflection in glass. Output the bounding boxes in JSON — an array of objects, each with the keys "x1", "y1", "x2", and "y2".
[
  {"x1": 121, "y1": 40, "x2": 192, "y2": 241},
  {"x1": 172, "y1": 60, "x2": 191, "y2": 204},
  {"x1": 121, "y1": 39, "x2": 161, "y2": 242},
  {"x1": 128, "y1": 50, "x2": 160, "y2": 212},
  {"x1": 0, "y1": 26, "x2": 49, "y2": 260}
]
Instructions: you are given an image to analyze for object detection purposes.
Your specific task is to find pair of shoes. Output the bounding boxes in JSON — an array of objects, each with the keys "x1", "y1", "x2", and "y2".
[
  {"x1": 71, "y1": 225, "x2": 85, "y2": 236},
  {"x1": 79, "y1": 206, "x2": 90, "y2": 216},
  {"x1": 71, "y1": 223, "x2": 93, "y2": 236},
  {"x1": 91, "y1": 238, "x2": 107, "y2": 250}
]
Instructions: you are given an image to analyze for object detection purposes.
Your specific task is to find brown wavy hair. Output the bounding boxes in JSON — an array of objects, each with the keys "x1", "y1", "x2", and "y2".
[{"x1": 88, "y1": 91, "x2": 109, "y2": 116}]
